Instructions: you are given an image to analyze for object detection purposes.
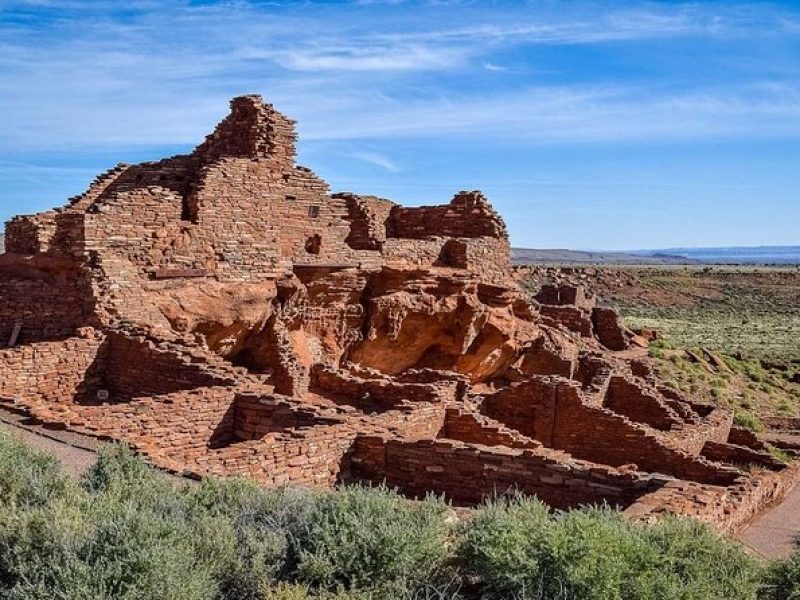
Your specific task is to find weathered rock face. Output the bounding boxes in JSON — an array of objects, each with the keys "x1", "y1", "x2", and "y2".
[
  {"x1": 1, "y1": 95, "x2": 796, "y2": 533},
  {"x1": 348, "y1": 269, "x2": 538, "y2": 381}
]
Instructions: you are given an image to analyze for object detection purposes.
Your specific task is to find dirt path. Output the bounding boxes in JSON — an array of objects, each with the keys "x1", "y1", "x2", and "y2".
[{"x1": 737, "y1": 484, "x2": 800, "y2": 559}]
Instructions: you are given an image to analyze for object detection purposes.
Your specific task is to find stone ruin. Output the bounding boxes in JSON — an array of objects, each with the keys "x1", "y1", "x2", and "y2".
[{"x1": 1, "y1": 95, "x2": 797, "y2": 532}]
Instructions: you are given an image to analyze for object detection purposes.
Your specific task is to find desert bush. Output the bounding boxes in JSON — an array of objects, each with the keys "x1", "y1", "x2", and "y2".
[
  {"x1": 0, "y1": 493, "x2": 223, "y2": 599},
  {"x1": 734, "y1": 411, "x2": 764, "y2": 432},
  {"x1": 544, "y1": 507, "x2": 642, "y2": 600},
  {"x1": 0, "y1": 428, "x2": 776, "y2": 600},
  {"x1": 628, "y1": 517, "x2": 761, "y2": 600},
  {"x1": 457, "y1": 498, "x2": 759, "y2": 600},
  {"x1": 0, "y1": 429, "x2": 74, "y2": 509},
  {"x1": 295, "y1": 484, "x2": 452, "y2": 595},
  {"x1": 762, "y1": 549, "x2": 800, "y2": 600},
  {"x1": 188, "y1": 477, "x2": 318, "y2": 599},
  {"x1": 458, "y1": 495, "x2": 551, "y2": 598}
]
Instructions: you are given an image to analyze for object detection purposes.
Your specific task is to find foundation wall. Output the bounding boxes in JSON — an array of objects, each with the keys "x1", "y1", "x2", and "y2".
[
  {"x1": 0, "y1": 335, "x2": 104, "y2": 405},
  {"x1": 104, "y1": 332, "x2": 236, "y2": 398},
  {"x1": 350, "y1": 435, "x2": 660, "y2": 509},
  {"x1": 483, "y1": 378, "x2": 739, "y2": 486}
]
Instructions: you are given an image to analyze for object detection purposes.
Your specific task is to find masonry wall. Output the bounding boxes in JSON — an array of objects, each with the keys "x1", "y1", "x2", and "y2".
[
  {"x1": 311, "y1": 365, "x2": 456, "y2": 411},
  {"x1": 196, "y1": 423, "x2": 359, "y2": 487},
  {"x1": 482, "y1": 378, "x2": 740, "y2": 486},
  {"x1": 233, "y1": 393, "x2": 341, "y2": 441},
  {"x1": 350, "y1": 435, "x2": 661, "y2": 509},
  {"x1": 539, "y1": 305, "x2": 593, "y2": 337},
  {"x1": 603, "y1": 377, "x2": 681, "y2": 431},
  {"x1": 0, "y1": 260, "x2": 95, "y2": 343},
  {"x1": 104, "y1": 332, "x2": 237, "y2": 399},
  {"x1": 0, "y1": 335, "x2": 105, "y2": 405},
  {"x1": 440, "y1": 408, "x2": 540, "y2": 448},
  {"x1": 385, "y1": 192, "x2": 507, "y2": 240}
]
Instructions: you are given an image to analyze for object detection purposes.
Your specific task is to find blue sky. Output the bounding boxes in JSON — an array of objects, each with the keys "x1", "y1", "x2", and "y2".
[{"x1": 1, "y1": 0, "x2": 799, "y2": 249}]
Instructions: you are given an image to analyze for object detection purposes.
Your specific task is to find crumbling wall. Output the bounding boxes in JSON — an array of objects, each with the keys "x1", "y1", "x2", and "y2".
[
  {"x1": 592, "y1": 307, "x2": 631, "y2": 350},
  {"x1": 349, "y1": 435, "x2": 661, "y2": 509},
  {"x1": 337, "y1": 193, "x2": 394, "y2": 251},
  {"x1": 440, "y1": 408, "x2": 540, "y2": 448},
  {"x1": 232, "y1": 393, "x2": 341, "y2": 441},
  {"x1": 311, "y1": 365, "x2": 456, "y2": 411},
  {"x1": 482, "y1": 377, "x2": 740, "y2": 486},
  {"x1": 0, "y1": 335, "x2": 105, "y2": 405},
  {"x1": 103, "y1": 331, "x2": 237, "y2": 399},
  {"x1": 603, "y1": 377, "x2": 682, "y2": 431},
  {"x1": 386, "y1": 191, "x2": 506, "y2": 239}
]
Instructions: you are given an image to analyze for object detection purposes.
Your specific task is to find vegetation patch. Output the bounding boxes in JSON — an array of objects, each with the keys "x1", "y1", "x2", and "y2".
[{"x1": 1, "y1": 429, "x2": 797, "y2": 599}]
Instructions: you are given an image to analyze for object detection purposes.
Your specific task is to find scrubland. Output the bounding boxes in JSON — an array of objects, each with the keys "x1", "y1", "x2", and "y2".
[
  {"x1": 3, "y1": 429, "x2": 798, "y2": 600},
  {"x1": 604, "y1": 267, "x2": 800, "y2": 429}
]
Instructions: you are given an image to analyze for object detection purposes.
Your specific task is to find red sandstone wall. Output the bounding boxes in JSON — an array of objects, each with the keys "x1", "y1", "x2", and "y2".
[
  {"x1": 603, "y1": 377, "x2": 681, "y2": 431},
  {"x1": 0, "y1": 260, "x2": 95, "y2": 343},
  {"x1": 0, "y1": 336, "x2": 104, "y2": 405},
  {"x1": 350, "y1": 435, "x2": 661, "y2": 509},
  {"x1": 311, "y1": 365, "x2": 456, "y2": 411},
  {"x1": 483, "y1": 378, "x2": 740, "y2": 486},
  {"x1": 385, "y1": 192, "x2": 506, "y2": 240},
  {"x1": 104, "y1": 332, "x2": 236, "y2": 399},
  {"x1": 441, "y1": 408, "x2": 540, "y2": 448}
]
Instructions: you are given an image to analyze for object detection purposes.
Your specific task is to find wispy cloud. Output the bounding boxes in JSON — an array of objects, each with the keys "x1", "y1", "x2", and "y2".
[
  {"x1": 0, "y1": 0, "x2": 798, "y2": 153},
  {"x1": 275, "y1": 45, "x2": 462, "y2": 71},
  {"x1": 348, "y1": 151, "x2": 401, "y2": 172}
]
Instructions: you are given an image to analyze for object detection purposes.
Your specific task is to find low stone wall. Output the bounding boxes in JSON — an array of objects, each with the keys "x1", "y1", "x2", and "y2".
[
  {"x1": 233, "y1": 393, "x2": 340, "y2": 441},
  {"x1": 702, "y1": 441, "x2": 785, "y2": 470},
  {"x1": 483, "y1": 377, "x2": 740, "y2": 486},
  {"x1": 350, "y1": 435, "x2": 662, "y2": 509},
  {"x1": 440, "y1": 408, "x2": 541, "y2": 449},
  {"x1": 604, "y1": 377, "x2": 681, "y2": 431},
  {"x1": 539, "y1": 305, "x2": 593, "y2": 337},
  {"x1": 625, "y1": 462, "x2": 800, "y2": 534},
  {"x1": 311, "y1": 365, "x2": 456, "y2": 411},
  {"x1": 104, "y1": 331, "x2": 238, "y2": 399},
  {"x1": 0, "y1": 334, "x2": 104, "y2": 405}
]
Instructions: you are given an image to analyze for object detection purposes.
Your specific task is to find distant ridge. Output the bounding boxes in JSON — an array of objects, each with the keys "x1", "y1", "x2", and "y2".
[
  {"x1": 637, "y1": 246, "x2": 800, "y2": 265},
  {"x1": 512, "y1": 246, "x2": 800, "y2": 266},
  {"x1": 511, "y1": 248, "x2": 697, "y2": 265}
]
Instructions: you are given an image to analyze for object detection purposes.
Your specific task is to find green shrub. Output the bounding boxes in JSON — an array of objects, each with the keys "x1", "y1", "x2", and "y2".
[
  {"x1": 457, "y1": 499, "x2": 759, "y2": 600},
  {"x1": 734, "y1": 412, "x2": 764, "y2": 432},
  {"x1": 545, "y1": 507, "x2": 642, "y2": 600},
  {"x1": 0, "y1": 428, "x2": 774, "y2": 600},
  {"x1": 295, "y1": 485, "x2": 451, "y2": 595},
  {"x1": 0, "y1": 495, "x2": 224, "y2": 599},
  {"x1": 458, "y1": 495, "x2": 551, "y2": 598},
  {"x1": 629, "y1": 517, "x2": 760, "y2": 600},
  {"x1": 761, "y1": 550, "x2": 800, "y2": 600},
  {"x1": 188, "y1": 478, "x2": 318, "y2": 599},
  {"x1": 0, "y1": 428, "x2": 74, "y2": 509}
]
